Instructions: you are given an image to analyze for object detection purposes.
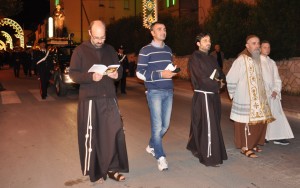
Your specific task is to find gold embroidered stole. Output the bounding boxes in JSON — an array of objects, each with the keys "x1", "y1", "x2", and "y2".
[{"x1": 243, "y1": 55, "x2": 275, "y2": 125}]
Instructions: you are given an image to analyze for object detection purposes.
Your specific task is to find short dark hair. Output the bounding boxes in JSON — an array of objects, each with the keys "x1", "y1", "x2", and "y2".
[
  {"x1": 261, "y1": 40, "x2": 270, "y2": 45},
  {"x1": 150, "y1": 21, "x2": 165, "y2": 31},
  {"x1": 195, "y1": 32, "x2": 210, "y2": 43}
]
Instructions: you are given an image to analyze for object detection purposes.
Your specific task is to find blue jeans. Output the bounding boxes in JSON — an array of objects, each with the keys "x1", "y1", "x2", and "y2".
[{"x1": 146, "y1": 89, "x2": 173, "y2": 159}]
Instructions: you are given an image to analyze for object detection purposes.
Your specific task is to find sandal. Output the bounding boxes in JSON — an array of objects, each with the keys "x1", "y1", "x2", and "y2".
[
  {"x1": 252, "y1": 146, "x2": 262, "y2": 153},
  {"x1": 241, "y1": 149, "x2": 258, "y2": 158},
  {"x1": 98, "y1": 178, "x2": 104, "y2": 184},
  {"x1": 107, "y1": 171, "x2": 125, "y2": 182}
]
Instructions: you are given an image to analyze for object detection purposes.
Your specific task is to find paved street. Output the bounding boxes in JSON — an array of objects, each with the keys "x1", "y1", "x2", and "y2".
[{"x1": 0, "y1": 67, "x2": 299, "y2": 188}]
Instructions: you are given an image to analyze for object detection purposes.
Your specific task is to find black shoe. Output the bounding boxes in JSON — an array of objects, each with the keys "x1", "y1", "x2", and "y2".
[
  {"x1": 265, "y1": 139, "x2": 269, "y2": 144},
  {"x1": 273, "y1": 139, "x2": 290, "y2": 145}
]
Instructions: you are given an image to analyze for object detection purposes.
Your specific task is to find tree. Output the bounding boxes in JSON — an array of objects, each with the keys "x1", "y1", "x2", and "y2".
[
  {"x1": 106, "y1": 14, "x2": 200, "y2": 56},
  {"x1": 203, "y1": 0, "x2": 299, "y2": 60},
  {"x1": 106, "y1": 15, "x2": 150, "y2": 54},
  {"x1": 159, "y1": 13, "x2": 201, "y2": 56},
  {"x1": 249, "y1": 0, "x2": 300, "y2": 60},
  {"x1": 204, "y1": 0, "x2": 252, "y2": 58}
]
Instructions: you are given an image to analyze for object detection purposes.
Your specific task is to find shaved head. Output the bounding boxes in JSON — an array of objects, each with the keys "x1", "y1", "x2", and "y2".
[
  {"x1": 89, "y1": 20, "x2": 106, "y2": 31},
  {"x1": 89, "y1": 20, "x2": 106, "y2": 48}
]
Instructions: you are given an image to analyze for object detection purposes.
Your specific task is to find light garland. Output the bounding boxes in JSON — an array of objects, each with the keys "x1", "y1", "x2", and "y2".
[
  {"x1": 142, "y1": 0, "x2": 158, "y2": 29},
  {"x1": 0, "y1": 18, "x2": 24, "y2": 48},
  {"x1": 0, "y1": 40, "x2": 6, "y2": 50},
  {"x1": 1, "y1": 31, "x2": 13, "y2": 49}
]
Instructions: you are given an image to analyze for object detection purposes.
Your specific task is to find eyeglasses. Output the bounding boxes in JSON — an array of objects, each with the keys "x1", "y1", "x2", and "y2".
[{"x1": 90, "y1": 32, "x2": 106, "y2": 41}]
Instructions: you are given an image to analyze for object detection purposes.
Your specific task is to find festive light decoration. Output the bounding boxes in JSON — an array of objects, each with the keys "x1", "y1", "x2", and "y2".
[
  {"x1": 0, "y1": 40, "x2": 6, "y2": 50},
  {"x1": 0, "y1": 18, "x2": 24, "y2": 48},
  {"x1": 143, "y1": 0, "x2": 157, "y2": 29},
  {"x1": 166, "y1": 0, "x2": 176, "y2": 8},
  {"x1": 1, "y1": 31, "x2": 13, "y2": 49}
]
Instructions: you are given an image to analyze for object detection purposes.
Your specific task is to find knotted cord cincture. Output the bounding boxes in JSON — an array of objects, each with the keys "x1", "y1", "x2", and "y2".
[
  {"x1": 84, "y1": 100, "x2": 93, "y2": 175},
  {"x1": 244, "y1": 123, "x2": 251, "y2": 150},
  {"x1": 194, "y1": 89, "x2": 214, "y2": 158}
]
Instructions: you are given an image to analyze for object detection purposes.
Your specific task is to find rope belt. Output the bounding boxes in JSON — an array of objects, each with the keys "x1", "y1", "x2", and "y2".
[
  {"x1": 244, "y1": 123, "x2": 251, "y2": 150},
  {"x1": 194, "y1": 89, "x2": 214, "y2": 158},
  {"x1": 84, "y1": 100, "x2": 93, "y2": 175}
]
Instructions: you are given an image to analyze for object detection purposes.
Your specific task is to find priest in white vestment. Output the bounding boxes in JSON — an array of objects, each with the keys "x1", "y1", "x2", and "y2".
[
  {"x1": 260, "y1": 41, "x2": 294, "y2": 145},
  {"x1": 226, "y1": 35, "x2": 274, "y2": 158}
]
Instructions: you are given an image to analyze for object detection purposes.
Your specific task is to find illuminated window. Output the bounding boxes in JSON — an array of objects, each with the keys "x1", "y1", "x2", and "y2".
[
  {"x1": 124, "y1": 0, "x2": 129, "y2": 9},
  {"x1": 166, "y1": 0, "x2": 176, "y2": 8}
]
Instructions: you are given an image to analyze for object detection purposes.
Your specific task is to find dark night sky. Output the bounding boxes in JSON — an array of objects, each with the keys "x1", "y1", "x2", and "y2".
[{"x1": 12, "y1": 0, "x2": 50, "y2": 30}]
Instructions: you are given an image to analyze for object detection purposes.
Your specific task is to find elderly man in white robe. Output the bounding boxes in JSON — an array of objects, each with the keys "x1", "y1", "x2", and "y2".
[
  {"x1": 260, "y1": 41, "x2": 294, "y2": 145},
  {"x1": 226, "y1": 35, "x2": 274, "y2": 158}
]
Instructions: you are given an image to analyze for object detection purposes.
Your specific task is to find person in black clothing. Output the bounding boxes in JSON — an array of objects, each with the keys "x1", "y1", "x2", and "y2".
[
  {"x1": 210, "y1": 44, "x2": 226, "y2": 92},
  {"x1": 128, "y1": 53, "x2": 137, "y2": 77},
  {"x1": 12, "y1": 46, "x2": 24, "y2": 78},
  {"x1": 187, "y1": 33, "x2": 227, "y2": 167},
  {"x1": 210, "y1": 44, "x2": 225, "y2": 70},
  {"x1": 0, "y1": 50, "x2": 4, "y2": 69},
  {"x1": 115, "y1": 45, "x2": 129, "y2": 94},
  {"x1": 69, "y1": 20, "x2": 128, "y2": 183},
  {"x1": 23, "y1": 48, "x2": 33, "y2": 77},
  {"x1": 33, "y1": 38, "x2": 54, "y2": 99}
]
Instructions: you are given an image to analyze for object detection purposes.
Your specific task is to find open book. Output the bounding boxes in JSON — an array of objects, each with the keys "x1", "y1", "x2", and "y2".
[
  {"x1": 88, "y1": 64, "x2": 120, "y2": 75},
  {"x1": 165, "y1": 63, "x2": 180, "y2": 73},
  {"x1": 209, "y1": 69, "x2": 219, "y2": 80}
]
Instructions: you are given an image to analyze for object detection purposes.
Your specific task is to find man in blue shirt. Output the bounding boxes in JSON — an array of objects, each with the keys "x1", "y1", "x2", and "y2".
[{"x1": 136, "y1": 21, "x2": 177, "y2": 171}]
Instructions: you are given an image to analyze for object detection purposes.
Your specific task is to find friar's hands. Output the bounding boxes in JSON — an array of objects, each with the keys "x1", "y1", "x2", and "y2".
[
  {"x1": 271, "y1": 91, "x2": 278, "y2": 99},
  {"x1": 107, "y1": 71, "x2": 118, "y2": 79},
  {"x1": 93, "y1": 72, "x2": 103, "y2": 81},
  {"x1": 215, "y1": 78, "x2": 226, "y2": 89},
  {"x1": 220, "y1": 79, "x2": 226, "y2": 89}
]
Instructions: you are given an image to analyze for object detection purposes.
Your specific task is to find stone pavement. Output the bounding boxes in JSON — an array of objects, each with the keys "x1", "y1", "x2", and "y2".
[
  {"x1": 0, "y1": 70, "x2": 298, "y2": 188},
  {"x1": 125, "y1": 77, "x2": 300, "y2": 188}
]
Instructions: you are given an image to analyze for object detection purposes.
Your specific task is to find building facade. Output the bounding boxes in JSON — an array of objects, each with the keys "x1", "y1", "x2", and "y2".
[
  {"x1": 49, "y1": 0, "x2": 142, "y2": 43},
  {"x1": 41, "y1": 0, "x2": 255, "y2": 43}
]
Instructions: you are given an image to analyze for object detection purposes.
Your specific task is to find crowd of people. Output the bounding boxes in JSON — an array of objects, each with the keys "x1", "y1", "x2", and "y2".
[
  {"x1": 1, "y1": 18, "x2": 294, "y2": 184},
  {"x1": 0, "y1": 46, "x2": 37, "y2": 77},
  {"x1": 0, "y1": 39, "x2": 57, "y2": 99}
]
